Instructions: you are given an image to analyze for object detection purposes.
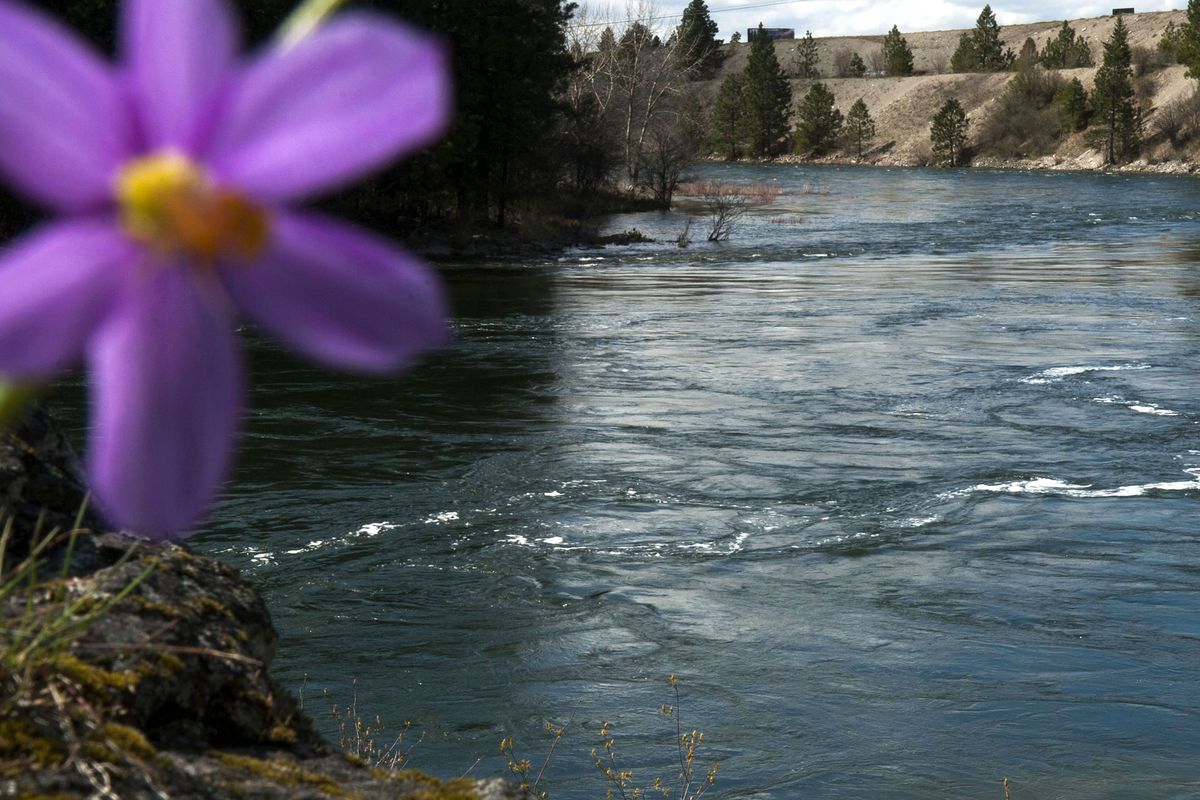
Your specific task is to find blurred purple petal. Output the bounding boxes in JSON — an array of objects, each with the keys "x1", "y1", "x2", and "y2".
[
  {"x1": 0, "y1": 1, "x2": 132, "y2": 210},
  {"x1": 121, "y1": 0, "x2": 239, "y2": 151},
  {"x1": 206, "y1": 15, "x2": 450, "y2": 201},
  {"x1": 88, "y1": 268, "x2": 242, "y2": 538},
  {"x1": 0, "y1": 219, "x2": 130, "y2": 377},
  {"x1": 221, "y1": 210, "x2": 448, "y2": 372}
]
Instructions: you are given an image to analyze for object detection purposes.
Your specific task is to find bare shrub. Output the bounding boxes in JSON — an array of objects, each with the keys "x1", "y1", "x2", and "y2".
[
  {"x1": 977, "y1": 66, "x2": 1066, "y2": 157},
  {"x1": 868, "y1": 48, "x2": 885, "y2": 76},
  {"x1": 833, "y1": 48, "x2": 855, "y2": 77},
  {"x1": 678, "y1": 180, "x2": 781, "y2": 241},
  {"x1": 1132, "y1": 45, "x2": 1169, "y2": 76},
  {"x1": 1153, "y1": 88, "x2": 1200, "y2": 147}
]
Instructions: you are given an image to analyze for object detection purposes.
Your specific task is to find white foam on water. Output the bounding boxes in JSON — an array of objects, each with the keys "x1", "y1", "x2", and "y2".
[
  {"x1": 962, "y1": 469, "x2": 1200, "y2": 499},
  {"x1": 423, "y1": 511, "x2": 459, "y2": 524},
  {"x1": 1020, "y1": 363, "x2": 1151, "y2": 385},
  {"x1": 1093, "y1": 396, "x2": 1180, "y2": 416}
]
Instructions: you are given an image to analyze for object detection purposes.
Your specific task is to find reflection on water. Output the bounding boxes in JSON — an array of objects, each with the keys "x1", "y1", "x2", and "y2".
[{"x1": 145, "y1": 165, "x2": 1200, "y2": 798}]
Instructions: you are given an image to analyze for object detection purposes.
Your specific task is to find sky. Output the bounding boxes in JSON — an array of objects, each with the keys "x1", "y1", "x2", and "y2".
[{"x1": 580, "y1": 1, "x2": 1185, "y2": 40}]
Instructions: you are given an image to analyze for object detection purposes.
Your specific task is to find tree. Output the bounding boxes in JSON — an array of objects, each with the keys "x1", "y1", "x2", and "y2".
[
  {"x1": 730, "y1": 31, "x2": 742, "y2": 44},
  {"x1": 882, "y1": 25, "x2": 914, "y2": 76},
  {"x1": 710, "y1": 73, "x2": 746, "y2": 160},
  {"x1": 930, "y1": 98, "x2": 970, "y2": 166},
  {"x1": 1040, "y1": 21, "x2": 1094, "y2": 69},
  {"x1": 793, "y1": 30, "x2": 820, "y2": 78},
  {"x1": 794, "y1": 82, "x2": 843, "y2": 155},
  {"x1": 844, "y1": 98, "x2": 876, "y2": 158},
  {"x1": 1159, "y1": 21, "x2": 1185, "y2": 64},
  {"x1": 951, "y1": 5, "x2": 1013, "y2": 72},
  {"x1": 1180, "y1": 0, "x2": 1200, "y2": 79},
  {"x1": 1015, "y1": 37, "x2": 1039, "y2": 71},
  {"x1": 742, "y1": 23, "x2": 793, "y2": 155},
  {"x1": 1054, "y1": 78, "x2": 1090, "y2": 132},
  {"x1": 1090, "y1": 16, "x2": 1141, "y2": 163},
  {"x1": 849, "y1": 53, "x2": 868, "y2": 77},
  {"x1": 675, "y1": 0, "x2": 725, "y2": 78}
]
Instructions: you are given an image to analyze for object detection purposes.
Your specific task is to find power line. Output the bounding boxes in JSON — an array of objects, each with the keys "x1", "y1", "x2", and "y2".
[{"x1": 571, "y1": 0, "x2": 811, "y2": 31}]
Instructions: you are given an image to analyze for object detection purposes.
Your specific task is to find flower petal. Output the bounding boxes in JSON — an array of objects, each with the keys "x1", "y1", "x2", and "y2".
[
  {"x1": 0, "y1": 1, "x2": 132, "y2": 210},
  {"x1": 121, "y1": 0, "x2": 238, "y2": 151},
  {"x1": 87, "y1": 268, "x2": 242, "y2": 538},
  {"x1": 220, "y1": 210, "x2": 448, "y2": 372},
  {"x1": 0, "y1": 219, "x2": 130, "y2": 378},
  {"x1": 206, "y1": 14, "x2": 450, "y2": 201}
]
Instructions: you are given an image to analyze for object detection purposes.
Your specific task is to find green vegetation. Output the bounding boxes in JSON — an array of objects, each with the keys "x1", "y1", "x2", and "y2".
[
  {"x1": 845, "y1": 98, "x2": 877, "y2": 159},
  {"x1": 743, "y1": 24, "x2": 794, "y2": 155},
  {"x1": 675, "y1": 0, "x2": 725, "y2": 78},
  {"x1": 849, "y1": 52, "x2": 868, "y2": 77},
  {"x1": 978, "y1": 49, "x2": 1068, "y2": 157},
  {"x1": 882, "y1": 25, "x2": 914, "y2": 76},
  {"x1": 931, "y1": 98, "x2": 971, "y2": 166},
  {"x1": 793, "y1": 30, "x2": 821, "y2": 78},
  {"x1": 1183, "y1": 0, "x2": 1200, "y2": 79},
  {"x1": 711, "y1": 74, "x2": 746, "y2": 160},
  {"x1": 1040, "y1": 21, "x2": 1094, "y2": 69},
  {"x1": 1055, "y1": 78, "x2": 1091, "y2": 132},
  {"x1": 950, "y1": 5, "x2": 1014, "y2": 72},
  {"x1": 794, "y1": 83, "x2": 844, "y2": 155},
  {"x1": 1090, "y1": 17, "x2": 1142, "y2": 164}
]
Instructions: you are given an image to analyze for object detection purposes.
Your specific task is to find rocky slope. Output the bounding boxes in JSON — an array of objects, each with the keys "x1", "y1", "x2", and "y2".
[
  {"x1": 0, "y1": 407, "x2": 517, "y2": 800},
  {"x1": 708, "y1": 9, "x2": 1199, "y2": 171}
]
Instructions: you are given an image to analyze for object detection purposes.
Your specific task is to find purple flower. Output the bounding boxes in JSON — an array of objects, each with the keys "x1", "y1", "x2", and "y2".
[{"x1": 0, "y1": 0, "x2": 452, "y2": 538}]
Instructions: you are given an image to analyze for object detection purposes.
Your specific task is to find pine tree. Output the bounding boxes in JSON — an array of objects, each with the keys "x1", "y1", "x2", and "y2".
[
  {"x1": 1054, "y1": 78, "x2": 1090, "y2": 131},
  {"x1": 844, "y1": 98, "x2": 876, "y2": 158},
  {"x1": 1180, "y1": 0, "x2": 1200, "y2": 79},
  {"x1": 794, "y1": 82, "x2": 843, "y2": 155},
  {"x1": 849, "y1": 53, "x2": 867, "y2": 77},
  {"x1": 951, "y1": 5, "x2": 1013, "y2": 72},
  {"x1": 742, "y1": 23, "x2": 793, "y2": 155},
  {"x1": 711, "y1": 73, "x2": 746, "y2": 160},
  {"x1": 675, "y1": 0, "x2": 725, "y2": 78},
  {"x1": 930, "y1": 98, "x2": 970, "y2": 166},
  {"x1": 1091, "y1": 17, "x2": 1141, "y2": 164},
  {"x1": 882, "y1": 25, "x2": 914, "y2": 76},
  {"x1": 794, "y1": 30, "x2": 820, "y2": 78},
  {"x1": 1040, "y1": 21, "x2": 1094, "y2": 69}
]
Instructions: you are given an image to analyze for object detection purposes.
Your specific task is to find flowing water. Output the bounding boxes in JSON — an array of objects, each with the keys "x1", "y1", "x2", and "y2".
[{"x1": 70, "y1": 165, "x2": 1200, "y2": 797}]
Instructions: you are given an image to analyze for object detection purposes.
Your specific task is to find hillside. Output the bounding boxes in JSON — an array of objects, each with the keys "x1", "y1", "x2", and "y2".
[{"x1": 703, "y1": 10, "x2": 1199, "y2": 171}]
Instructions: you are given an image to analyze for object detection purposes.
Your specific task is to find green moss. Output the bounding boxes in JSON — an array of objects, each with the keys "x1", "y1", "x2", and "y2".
[
  {"x1": 267, "y1": 724, "x2": 298, "y2": 744},
  {"x1": 0, "y1": 719, "x2": 65, "y2": 767},
  {"x1": 389, "y1": 771, "x2": 479, "y2": 800},
  {"x1": 99, "y1": 722, "x2": 156, "y2": 759},
  {"x1": 192, "y1": 597, "x2": 234, "y2": 620},
  {"x1": 213, "y1": 752, "x2": 356, "y2": 798},
  {"x1": 128, "y1": 595, "x2": 183, "y2": 618},
  {"x1": 53, "y1": 653, "x2": 138, "y2": 692}
]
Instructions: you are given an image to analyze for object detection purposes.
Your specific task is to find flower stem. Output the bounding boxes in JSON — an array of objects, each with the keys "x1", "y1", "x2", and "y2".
[{"x1": 276, "y1": 0, "x2": 350, "y2": 48}]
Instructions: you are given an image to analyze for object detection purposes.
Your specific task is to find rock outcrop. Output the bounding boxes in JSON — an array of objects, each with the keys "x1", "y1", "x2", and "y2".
[{"x1": 0, "y1": 406, "x2": 517, "y2": 800}]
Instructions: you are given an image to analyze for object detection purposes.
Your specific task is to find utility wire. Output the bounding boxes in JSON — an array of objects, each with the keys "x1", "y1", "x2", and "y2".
[{"x1": 571, "y1": 0, "x2": 813, "y2": 30}]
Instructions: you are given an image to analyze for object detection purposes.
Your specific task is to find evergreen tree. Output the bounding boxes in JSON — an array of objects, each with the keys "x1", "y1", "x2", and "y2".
[
  {"x1": 930, "y1": 98, "x2": 970, "y2": 166},
  {"x1": 1054, "y1": 78, "x2": 1090, "y2": 132},
  {"x1": 599, "y1": 25, "x2": 617, "y2": 54},
  {"x1": 794, "y1": 30, "x2": 821, "y2": 78},
  {"x1": 844, "y1": 98, "x2": 876, "y2": 158},
  {"x1": 730, "y1": 31, "x2": 742, "y2": 44},
  {"x1": 951, "y1": 5, "x2": 1013, "y2": 72},
  {"x1": 1158, "y1": 21, "x2": 1185, "y2": 64},
  {"x1": 882, "y1": 25, "x2": 914, "y2": 76},
  {"x1": 1040, "y1": 21, "x2": 1094, "y2": 69},
  {"x1": 794, "y1": 82, "x2": 843, "y2": 155},
  {"x1": 675, "y1": 0, "x2": 725, "y2": 77},
  {"x1": 1180, "y1": 0, "x2": 1200, "y2": 79},
  {"x1": 711, "y1": 73, "x2": 746, "y2": 160},
  {"x1": 742, "y1": 23, "x2": 794, "y2": 155},
  {"x1": 849, "y1": 53, "x2": 868, "y2": 77},
  {"x1": 1091, "y1": 16, "x2": 1141, "y2": 163}
]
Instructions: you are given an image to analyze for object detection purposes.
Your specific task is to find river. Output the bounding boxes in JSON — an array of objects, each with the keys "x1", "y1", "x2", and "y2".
[{"x1": 105, "y1": 164, "x2": 1200, "y2": 797}]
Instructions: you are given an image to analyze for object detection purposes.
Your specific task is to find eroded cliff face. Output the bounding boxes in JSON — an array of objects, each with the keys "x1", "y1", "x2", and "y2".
[{"x1": 0, "y1": 407, "x2": 516, "y2": 800}]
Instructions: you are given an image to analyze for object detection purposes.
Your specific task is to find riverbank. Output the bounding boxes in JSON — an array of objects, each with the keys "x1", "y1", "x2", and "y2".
[
  {"x1": 0, "y1": 407, "x2": 518, "y2": 800},
  {"x1": 701, "y1": 9, "x2": 1198, "y2": 173}
]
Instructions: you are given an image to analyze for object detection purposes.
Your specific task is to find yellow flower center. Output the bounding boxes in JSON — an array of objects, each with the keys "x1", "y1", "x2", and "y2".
[{"x1": 115, "y1": 152, "x2": 269, "y2": 263}]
